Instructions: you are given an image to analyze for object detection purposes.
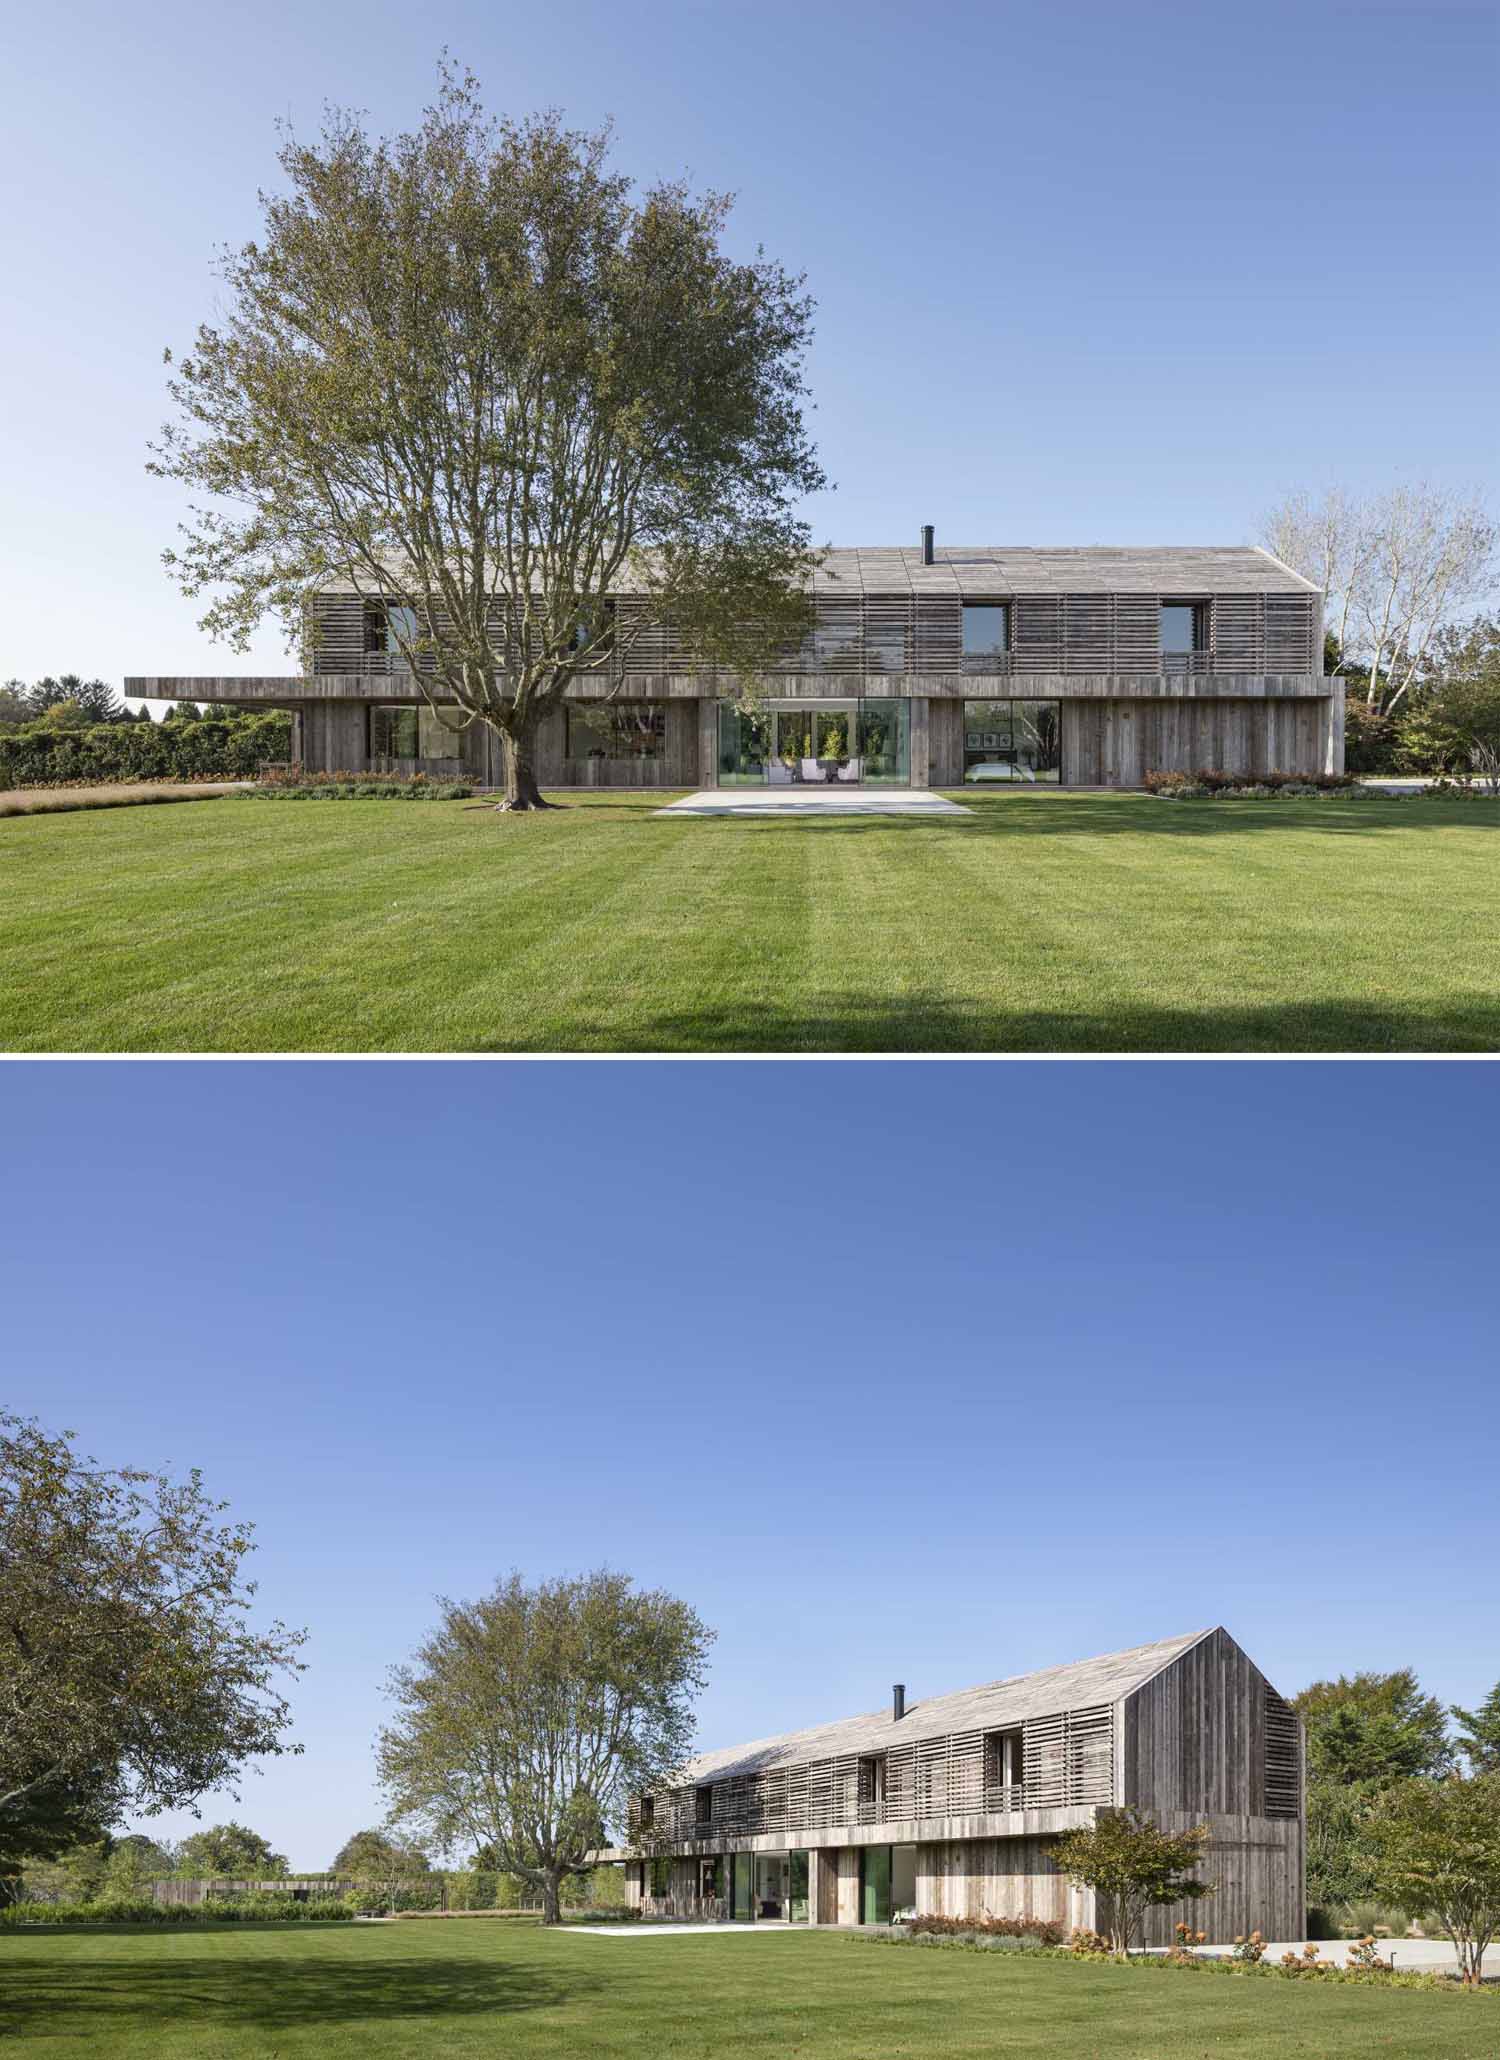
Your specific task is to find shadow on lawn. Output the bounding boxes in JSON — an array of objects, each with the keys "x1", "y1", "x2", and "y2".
[
  {"x1": 655, "y1": 795, "x2": 1500, "y2": 841},
  {"x1": 493, "y1": 992, "x2": 1500, "y2": 1054},
  {"x1": 0, "y1": 1945, "x2": 581, "y2": 2039}
]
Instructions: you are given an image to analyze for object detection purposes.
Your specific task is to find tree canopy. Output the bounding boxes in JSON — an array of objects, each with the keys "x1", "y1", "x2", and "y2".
[
  {"x1": 331, "y1": 1828, "x2": 430, "y2": 1878},
  {"x1": 1453, "y1": 1682, "x2": 1500, "y2": 1776},
  {"x1": 175, "y1": 1821, "x2": 288, "y2": 1878},
  {"x1": 1294, "y1": 1668, "x2": 1453, "y2": 1786},
  {"x1": 0, "y1": 1412, "x2": 305, "y2": 1862},
  {"x1": 378, "y1": 1568, "x2": 713, "y2": 1921},
  {"x1": 153, "y1": 65, "x2": 827, "y2": 807}
]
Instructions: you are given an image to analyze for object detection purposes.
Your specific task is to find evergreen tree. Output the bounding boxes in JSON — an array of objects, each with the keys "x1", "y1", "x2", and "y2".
[{"x1": 1453, "y1": 1682, "x2": 1500, "y2": 1775}]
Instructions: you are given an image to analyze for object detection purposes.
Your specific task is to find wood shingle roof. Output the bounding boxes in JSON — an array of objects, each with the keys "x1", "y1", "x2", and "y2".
[{"x1": 679, "y1": 1629, "x2": 1212, "y2": 1783}]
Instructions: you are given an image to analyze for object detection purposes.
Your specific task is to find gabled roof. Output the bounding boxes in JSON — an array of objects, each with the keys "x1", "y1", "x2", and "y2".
[
  {"x1": 315, "y1": 546, "x2": 1318, "y2": 600},
  {"x1": 680, "y1": 1630, "x2": 1212, "y2": 1784},
  {"x1": 810, "y1": 546, "x2": 1317, "y2": 596}
]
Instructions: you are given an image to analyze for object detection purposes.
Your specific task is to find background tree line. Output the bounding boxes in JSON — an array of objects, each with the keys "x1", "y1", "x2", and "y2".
[
  {"x1": 0, "y1": 676, "x2": 291, "y2": 789},
  {"x1": 1294, "y1": 1661, "x2": 1500, "y2": 1935},
  {"x1": 1263, "y1": 484, "x2": 1499, "y2": 779}
]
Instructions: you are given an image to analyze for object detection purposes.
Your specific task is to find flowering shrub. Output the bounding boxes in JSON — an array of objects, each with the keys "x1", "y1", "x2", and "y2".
[
  {"x1": 1346, "y1": 1935, "x2": 1393, "y2": 1972},
  {"x1": 908, "y1": 1913, "x2": 1065, "y2": 1946},
  {"x1": 1280, "y1": 1943, "x2": 1323, "y2": 1975},
  {"x1": 1068, "y1": 1927, "x2": 1112, "y2": 1956},
  {"x1": 1231, "y1": 1929, "x2": 1266, "y2": 1963},
  {"x1": 1144, "y1": 768, "x2": 1355, "y2": 798},
  {"x1": 1166, "y1": 1921, "x2": 1207, "y2": 1962}
]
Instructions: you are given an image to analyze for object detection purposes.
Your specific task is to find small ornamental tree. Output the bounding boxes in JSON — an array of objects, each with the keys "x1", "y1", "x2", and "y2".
[
  {"x1": 0, "y1": 1413, "x2": 305, "y2": 1859},
  {"x1": 377, "y1": 1569, "x2": 712, "y2": 1923},
  {"x1": 152, "y1": 65, "x2": 826, "y2": 809},
  {"x1": 1363, "y1": 1774, "x2": 1500, "y2": 1986},
  {"x1": 1049, "y1": 1808, "x2": 1212, "y2": 1954}
]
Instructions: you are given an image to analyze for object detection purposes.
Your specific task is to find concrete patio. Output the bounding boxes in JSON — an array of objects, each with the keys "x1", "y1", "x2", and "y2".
[{"x1": 654, "y1": 789, "x2": 972, "y2": 819}]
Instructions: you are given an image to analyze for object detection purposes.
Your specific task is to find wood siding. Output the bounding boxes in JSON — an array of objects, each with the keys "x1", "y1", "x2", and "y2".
[
  {"x1": 916, "y1": 1837, "x2": 1087, "y2": 1930},
  {"x1": 1063, "y1": 697, "x2": 1329, "y2": 784},
  {"x1": 1123, "y1": 1627, "x2": 1305, "y2": 1941}
]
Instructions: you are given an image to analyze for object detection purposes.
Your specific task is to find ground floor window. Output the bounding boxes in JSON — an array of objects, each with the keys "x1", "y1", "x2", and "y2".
[
  {"x1": 963, "y1": 699, "x2": 1061, "y2": 783},
  {"x1": 648, "y1": 1857, "x2": 670, "y2": 1898},
  {"x1": 565, "y1": 700, "x2": 666, "y2": 763},
  {"x1": 370, "y1": 704, "x2": 465, "y2": 766},
  {"x1": 789, "y1": 1850, "x2": 809, "y2": 1924},
  {"x1": 718, "y1": 699, "x2": 911, "y2": 786},
  {"x1": 731, "y1": 1852, "x2": 752, "y2": 1921}
]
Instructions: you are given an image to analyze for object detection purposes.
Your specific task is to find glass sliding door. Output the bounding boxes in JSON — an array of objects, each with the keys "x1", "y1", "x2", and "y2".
[
  {"x1": 860, "y1": 1845, "x2": 892, "y2": 1926},
  {"x1": 718, "y1": 698, "x2": 912, "y2": 785},
  {"x1": 788, "y1": 1850, "x2": 809, "y2": 1924},
  {"x1": 859, "y1": 700, "x2": 910, "y2": 785},
  {"x1": 731, "y1": 1853, "x2": 752, "y2": 1921}
]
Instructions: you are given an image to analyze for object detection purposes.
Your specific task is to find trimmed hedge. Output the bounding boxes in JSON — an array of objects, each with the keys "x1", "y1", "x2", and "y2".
[
  {"x1": 1144, "y1": 769, "x2": 1357, "y2": 798},
  {"x1": 0, "y1": 714, "x2": 292, "y2": 791},
  {"x1": 242, "y1": 777, "x2": 472, "y2": 800},
  {"x1": 0, "y1": 1892, "x2": 353, "y2": 1926}
]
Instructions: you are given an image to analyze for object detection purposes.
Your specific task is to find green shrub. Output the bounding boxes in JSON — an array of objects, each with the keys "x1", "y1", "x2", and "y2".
[
  {"x1": 0, "y1": 714, "x2": 291, "y2": 790},
  {"x1": 243, "y1": 775, "x2": 472, "y2": 800},
  {"x1": 0, "y1": 1892, "x2": 352, "y2": 1926}
]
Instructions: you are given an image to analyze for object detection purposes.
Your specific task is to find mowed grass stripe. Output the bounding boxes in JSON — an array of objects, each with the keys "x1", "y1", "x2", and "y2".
[
  {"x1": 4, "y1": 792, "x2": 1500, "y2": 1051},
  {"x1": 0, "y1": 1918, "x2": 1495, "y2": 2059}
]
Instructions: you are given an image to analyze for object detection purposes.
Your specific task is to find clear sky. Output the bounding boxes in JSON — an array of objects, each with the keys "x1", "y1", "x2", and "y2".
[
  {"x1": 6, "y1": 1058, "x2": 1496, "y2": 1869},
  {"x1": 3, "y1": 0, "x2": 1496, "y2": 703}
]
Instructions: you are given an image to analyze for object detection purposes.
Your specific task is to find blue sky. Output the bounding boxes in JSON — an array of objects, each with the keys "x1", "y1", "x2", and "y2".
[
  {"x1": 3, "y1": 0, "x2": 1496, "y2": 699},
  {"x1": 6, "y1": 1059, "x2": 1496, "y2": 1868}
]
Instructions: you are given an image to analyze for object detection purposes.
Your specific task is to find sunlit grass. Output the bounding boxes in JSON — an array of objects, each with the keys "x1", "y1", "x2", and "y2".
[{"x1": 3, "y1": 790, "x2": 1498, "y2": 1051}]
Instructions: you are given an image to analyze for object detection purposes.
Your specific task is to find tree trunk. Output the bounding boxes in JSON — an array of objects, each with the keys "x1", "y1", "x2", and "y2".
[
  {"x1": 541, "y1": 1870, "x2": 562, "y2": 1925},
  {"x1": 496, "y1": 714, "x2": 558, "y2": 811}
]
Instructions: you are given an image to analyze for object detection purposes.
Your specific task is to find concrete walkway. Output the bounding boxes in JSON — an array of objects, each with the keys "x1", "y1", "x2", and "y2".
[
  {"x1": 654, "y1": 789, "x2": 971, "y2": 819},
  {"x1": 572, "y1": 1921, "x2": 794, "y2": 1936}
]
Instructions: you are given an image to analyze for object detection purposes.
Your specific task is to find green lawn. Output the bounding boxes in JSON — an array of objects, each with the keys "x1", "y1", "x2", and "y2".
[
  {"x1": 0, "y1": 1922, "x2": 1491, "y2": 2058},
  {"x1": 4, "y1": 790, "x2": 1499, "y2": 1051}
]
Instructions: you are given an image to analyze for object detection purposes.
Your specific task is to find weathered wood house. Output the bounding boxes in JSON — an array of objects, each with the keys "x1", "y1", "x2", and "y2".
[
  {"x1": 620, "y1": 1628, "x2": 1304, "y2": 1942},
  {"x1": 128, "y1": 538, "x2": 1339, "y2": 789}
]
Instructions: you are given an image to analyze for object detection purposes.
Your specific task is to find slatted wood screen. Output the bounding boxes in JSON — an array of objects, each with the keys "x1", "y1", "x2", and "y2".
[
  {"x1": 639, "y1": 1704, "x2": 1115, "y2": 1843},
  {"x1": 1263, "y1": 1689, "x2": 1301, "y2": 1818},
  {"x1": 308, "y1": 593, "x2": 1317, "y2": 680}
]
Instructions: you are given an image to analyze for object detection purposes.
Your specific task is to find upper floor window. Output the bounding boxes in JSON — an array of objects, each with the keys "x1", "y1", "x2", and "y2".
[
  {"x1": 983, "y1": 1728, "x2": 1024, "y2": 1795},
  {"x1": 1160, "y1": 602, "x2": 1207, "y2": 656},
  {"x1": 363, "y1": 602, "x2": 420, "y2": 665},
  {"x1": 638, "y1": 1795, "x2": 655, "y2": 1831},
  {"x1": 857, "y1": 1754, "x2": 887, "y2": 1808},
  {"x1": 694, "y1": 1785, "x2": 713, "y2": 1824},
  {"x1": 962, "y1": 604, "x2": 1010, "y2": 657}
]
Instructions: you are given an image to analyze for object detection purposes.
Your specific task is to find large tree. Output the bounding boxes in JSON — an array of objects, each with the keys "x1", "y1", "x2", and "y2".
[
  {"x1": 152, "y1": 67, "x2": 826, "y2": 809},
  {"x1": 1261, "y1": 484, "x2": 1496, "y2": 714},
  {"x1": 0, "y1": 1413, "x2": 305, "y2": 1863},
  {"x1": 1293, "y1": 1666, "x2": 1453, "y2": 1915},
  {"x1": 377, "y1": 1568, "x2": 712, "y2": 1922}
]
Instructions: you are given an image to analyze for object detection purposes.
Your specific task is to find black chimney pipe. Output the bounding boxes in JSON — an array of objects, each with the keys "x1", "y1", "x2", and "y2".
[
  {"x1": 893, "y1": 1683, "x2": 906, "y2": 1721},
  {"x1": 920, "y1": 525, "x2": 934, "y2": 565}
]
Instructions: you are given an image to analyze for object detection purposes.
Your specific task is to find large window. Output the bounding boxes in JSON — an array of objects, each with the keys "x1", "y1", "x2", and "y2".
[
  {"x1": 1160, "y1": 602, "x2": 1207, "y2": 660},
  {"x1": 370, "y1": 705, "x2": 464, "y2": 764},
  {"x1": 962, "y1": 700, "x2": 1061, "y2": 783},
  {"x1": 962, "y1": 603, "x2": 1009, "y2": 657},
  {"x1": 565, "y1": 701, "x2": 666, "y2": 763}
]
